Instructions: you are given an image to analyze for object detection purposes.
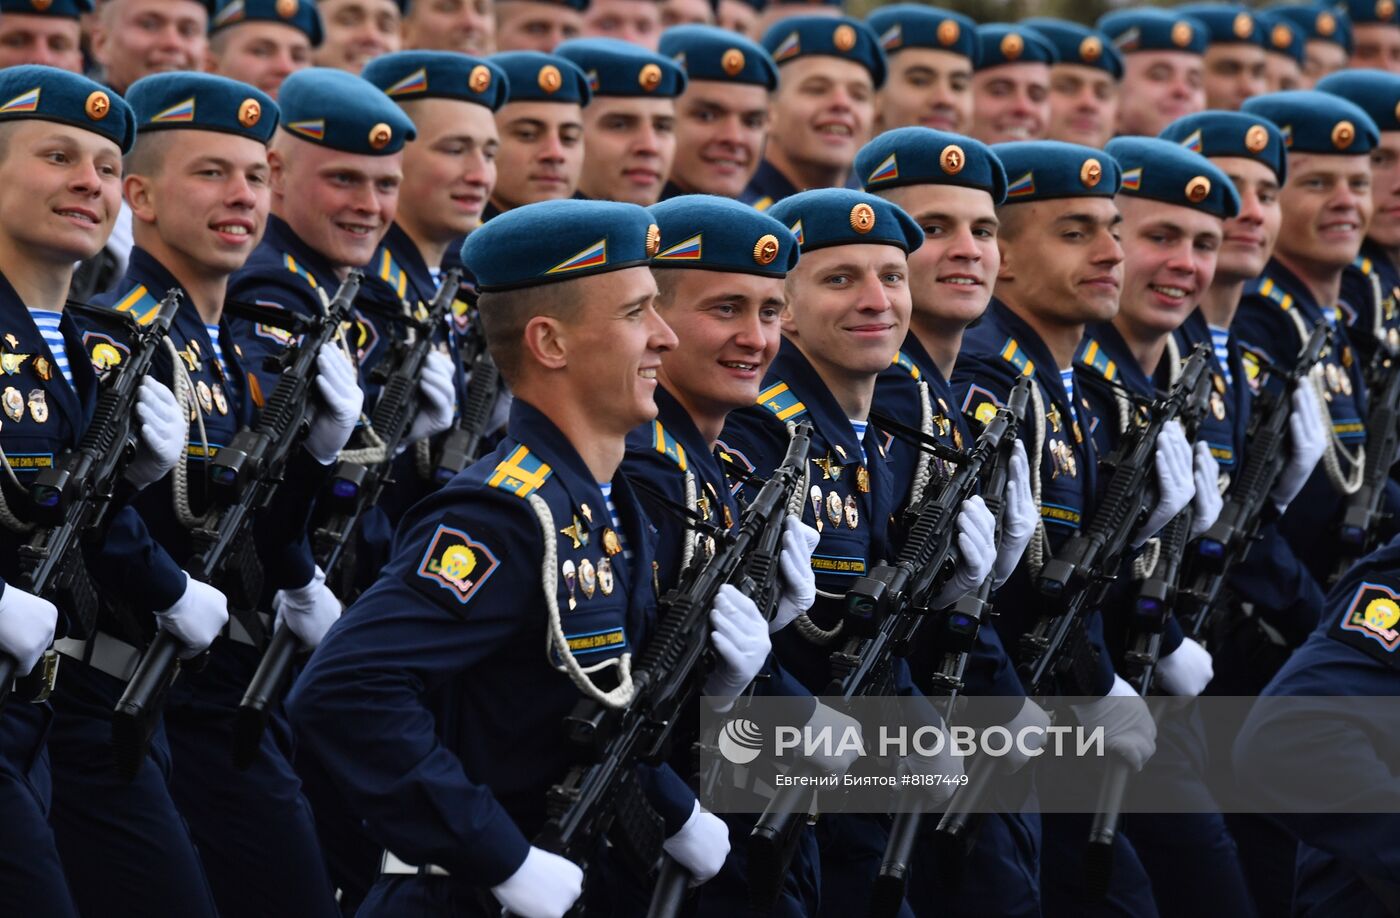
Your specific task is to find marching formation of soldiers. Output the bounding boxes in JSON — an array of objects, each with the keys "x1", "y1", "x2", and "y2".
[{"x1": 1, "y1": 0, "x2": 1399, "y2": 916}]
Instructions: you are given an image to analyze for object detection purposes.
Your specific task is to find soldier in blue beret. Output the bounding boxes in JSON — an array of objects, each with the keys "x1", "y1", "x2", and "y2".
[
  {"x1": 207, "y1": 0, "x2": 323, "y2": 99},
  {"x1": 868, "y1": 5, "x2": 979, "y2": 136},
  {"x1": 89, "y1": 0, "x2": 210, "y2": 95},
  {"x1": 1273, "y1": 4, "x2": 1353, "y2": 84},
  {"x1": 291, "y1": 198, "x2": 751, "y2": 917},
  {"x1": 718, "y1": 0, "x2": 762, "y2": 39},
  {"x1": 312, "y1": 0, "x2": 402, "y2": 74},
  {"x1": 969, "y1": 24, "x2": 1056, "y2": 146},
  {"x1": 580, "y1": 0, "x2": 661, "y2": 50},
  {"x1": 1175, "y1": 4, "x2": 1268, "y2": 110},
  {"x1": 487, "y1": 52, "x2": 590, "y2": 219},
  {"x1": 1259, "y1": 10, "x2": 1307, "y2": 91},
  {"x1": 857, "y1": 127, "x2": 1049, "y2": 918},
  {"x1": 660, "y1": 0, "x2": 716, "y2": 29},
  {"x1": 1338, "y1": 0, "x2": 1400, "y2": 72},
  {"x1": 1025, "y1": 18, "x2": 1123, "y2": 149},
  {"x1": 0, "y1": 0, "x2": 89, "y2": 72},
  {"x1": 0, "y1": 63, "x2": 189, "y2": 918},
  {"x1": 721, "y1": 186, "x2": 985, "y2": 918},
  {"x1": 556, "y1": 37, "x2": 686, "y2": 206},
  {"x1": 401, "y1": 0, "x2": 494, "y2": 55},
  {"x1": 495, "y1": 0, "x2": 586, "y2": 52},
  {"x1": 1098, "y1": 9, "x2": 1208, "y2": 138},
  {"x1": 659, "y1": 26, "x2": 777, "y2": 200},
  {"x1": 743, "y1": 16, "x2": 886, "y2": 211}
]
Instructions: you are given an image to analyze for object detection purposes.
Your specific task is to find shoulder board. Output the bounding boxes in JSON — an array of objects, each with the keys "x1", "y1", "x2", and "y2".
[
  {"x1": 999, "y1": 337, "x2": 1035, "y2": 377},
  {"x1": 1074, "y1": 337, "x2": 1118, "y2": 381},
  {"x1": 1353, "y1": 255, "x2": 1375, "y2": 275},
  {"x1": 756, "y1": 380, "x2": 807, "y2": 422},
  {"x1": 650, "y1": 421, "x2": 688, "y2": 471},
  {"x1": 752, "y1": 196, "x2": 774, "y2": 213},
  {"x1": 282, "y1": 253, "x2": 319, "y2": 290},
  {"x1": 487, "y1": 444, "x2": 554, "y2": 498},
  {"x1": 377, "y1": 248, "x2": 409, "y2": 302},
  {"x1": 1244, "y1": 276, "x2": 1293, "y2": 311},
  {"x1": 890, "y1": 350, "x2": 922, "y2": 380},
  {"x1": 112, "y1": 283, "x2": 163, "y2": 326}
]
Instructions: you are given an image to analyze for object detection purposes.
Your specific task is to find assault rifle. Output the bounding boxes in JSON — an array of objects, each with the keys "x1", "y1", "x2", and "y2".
[
  {"x1": 110, "y1": 272, "x2": 361, "y2": 780},
  {"x1": 434, "y1": 297, "x2": 500, "y2": 484},
  {"x1": 1336, "y1": 344, "x2": 1400, "y2": 578},
  {"x1": 0, "y1": 293, "x2": 181, "y2": 709}
]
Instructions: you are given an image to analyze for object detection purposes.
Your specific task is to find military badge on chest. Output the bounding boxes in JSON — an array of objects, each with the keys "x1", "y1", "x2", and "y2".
[
  {"x1": 1048, "y1": 436, "x2": 1077, "y2": 479},
  {"x1": 558, "y1": 502, "x2": 622, "y2": 610}
]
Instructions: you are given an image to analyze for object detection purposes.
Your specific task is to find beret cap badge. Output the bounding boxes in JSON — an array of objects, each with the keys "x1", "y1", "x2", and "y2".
[
  {"x1": 1186, "y1": 176, "x2": 1211, "y2": 203},
  {"x1": 753, "y1": 234, "x2": 779, "y2": 265},
  {"x1": 239, "y1": 98, "x2": 262, "y2": 127},
  {"x1": 1172, "y1": 21, "x2": 1193, "y2": 47},
  {"x1": 1381, "y1": 0, "x2": 1396, "y2": 20},
  {"x1": 940, "y1": 144, "x2": 965, "y2": 175},
  {"x1": 1318, "y1": 11, "x2": 1337, "y2": 35},
  {"x1": 1333, "y1": 120, "x2": 1356, "y2": 149},
  {"x1": 1000, "y1": 32, "x2": 1024, "y2": 60},
  {"x1": 369, "y1": 122, "x2": 392, "y2": 150},
  {"x1": 850, "y1": 202, "x2": 875, "y2": 233},
  {"x1": 1245, "y1": 124, "x2": 1268, "y2": 152},
  {"x1": 277, "y1": 0, "x2": 297, "y2": 17},
  {"x1": 1080, "y1": 36, "x2": 1103, "y2": 62},
  {"x1": 1080, "y1": 158, "x2": 1102, "y2": 187},
  {"x1": 646, "y1": 223, "x2": 661, "y2": 256},
  {"x1": 722, "y1": 48, "x2": 745, "y2": 76},
  {"x1": 1233, "y1": 12, "x2": 1253, "y2": 39},
  {"x1": 85, "y1": 91, "x2": 110, "y2": 120},
  {"x1": 639, "y1": 63, "x2": 662, "y2": 90},
  {"x1": 469, "y1": 65, "x2": 492, "y2": 93},
  {"x1": 937, "y1": 19, "x2": 960, "y2": 46},
  {"x1": 538, "y1": 65, "x2": 562, "y2": 93},
  {"x1": 32, "y1": 0, "x2": 52, "y2": 9},
  {"x1": 834, "y1": 24, "x2": 857, "y2": 51}
]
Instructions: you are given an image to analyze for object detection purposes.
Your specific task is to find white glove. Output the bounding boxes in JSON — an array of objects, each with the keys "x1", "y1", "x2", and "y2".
[
  {"x1": 272, "y1": 565, "x2": 342, "y2": 649},
  {"x1": 928, "y1": 496, "x2": 997, "y2": 608},
  {"x1": 904, "y1": 723, "x2": 965, "y2": 807},
  {"x1": 800, "y1": 702, "x2": 863, "y2": 774},
  {"x1": 406, "y1": 350, "x2": 456, "y2": 444},
  {"x1": 772, "y1": 515, "x2": 819, "y2": 634},
  {"x1": 1070, "y1": 675, "x2": 1158, "y2": 772},
  {"x1": 992, "y1": 440, "x2": 1037, "y2": 586},
  {"x1": 1132, "y1": 420, "x2": 1194, "y2": 548},
  {"x1": 125, "y1": 376, "x2": 185, "y2": 489},
  {"x1": 998, "y1": 696, "x2": 1052, "y2": 774},
  {"x1": 0, "y1": 584, "x2": 57, "y2": 675},
  {"x1": 662, "y1": 802, "x2": 730, "y2": 886},
  {"x1": 1155, "y1": 636, "x2": 1214, "y2": 697},
  {"x1": 304, "y1": 345, "x2": 364, "y2": 465},
  {"x1": 154, "y1": 573, "x2": 229, "y2": 658},
  {"x1": 1270, "y1": 385, "x2": 1327, "y2": 513},
  {"x1": 1188, "y1": 441, "x2": 1223, "y2": 540},
  {"x1": 490, "y1": 846, "x2": 583, "y2": 918},
  {"x1": 703, "y1": 584, "x2": 770, "y2": 712}
]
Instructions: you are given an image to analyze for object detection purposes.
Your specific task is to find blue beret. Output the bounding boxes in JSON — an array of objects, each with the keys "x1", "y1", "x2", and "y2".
[
  {"x1": 210, "y1": 0, "x2": 322, "y2": 45},
  {"x1": 1337, "y1": 0, "x2": 1398, "y2": 26},
  {"x1": 492, "y1": 52, "x2": 591, "y2": 106},
  {"x1": 1023, "y1": 18, "x2": 1123, "y2": 78},
  {"x1": 276, "y1": 67, "x2": 415, "y2": 154},
  {"x1": 1159, "y1": 110, "x2": 1288, "y2": 183},
  {"x1": 0, "y1": 65, "x2": 134, "y2": 153},
  {"x1": 1258, "y1": 11, "x2": 1307, "y2": 64},
  {"x1": 1175, "y1": 5, "x2": 1266, "y2": 47},
  {"x1": 1104, "y1": 136, "x2": 1240, "y2": 219},
  {"x1": 1242, "y1": 89, "x2": 1380, "y2": 154},
  {"x1": 649, "y1": 195, "x2": 798, "y2": 277},
  {"x1": 0, "y1": 0, "x2": 91, "y2": 17},
  {"x1": 126, "y1": 73, "x2": 278, "y2": 145},
  {"x1": 993, "y1": 140, "x2": 1122, "y2": 203},
  {"x1": 362, "y1": 52, "x2": 509, "y2": 111},
  {"x1": 555, "y1": 38, "x2": 687, "y2": 98},
  {"x1": 1317, "y1": 69, "x2": 1400, "y2": 133},
  {"x1": 976, "y1": 24, "x2": 1057, "y2": 70},
  {"x1": 1272, "y1": 4, "x2": 1353, "y2": 54},
  {"x1": 463, "y1": 198, "x2": 660, "y2": 291},
  {"x1": 660, "y1": 26, "x2": 777, "y2": 90},
  {"x1": 856, "y1": 127, "x2": 1007, "y2": 204},
  {"x1": 762, "y1": 16, "x2": 887, "y2": 88},
  {"x1": 766, "y1": 188, "x2": 923, "y2": 254},
  {"x1": 866, "y1": 6, "x2": 979, "y2": 67},
  {"x1": 1098, "y1": 9, "x2": 1210, "y2": 56}
]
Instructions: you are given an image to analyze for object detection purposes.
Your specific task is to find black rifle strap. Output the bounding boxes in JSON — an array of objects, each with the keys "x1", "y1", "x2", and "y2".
[{"x1": 869, "y1": 411, "x2": 966, "y2": 464}]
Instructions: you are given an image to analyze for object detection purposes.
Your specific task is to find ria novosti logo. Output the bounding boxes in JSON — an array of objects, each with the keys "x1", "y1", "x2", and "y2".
[{"x1": 717, "y1": 718, "x2": 765, "y2": 765}]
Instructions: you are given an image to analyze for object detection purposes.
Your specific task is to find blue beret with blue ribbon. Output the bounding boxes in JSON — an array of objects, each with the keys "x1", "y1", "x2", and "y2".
[
  {"x1": 125, "y1": 72, "x2": 278, "y2": 144},
  {"x1": 1317, "y1": 69, "x2": 1400, "y2": 133},
  {"x1": 762, "y1": 16, "x2": 887, "y2": 88},
  {"x1": 276, "y1": 67, "x2": 416, "y2": 154},
  {"x1": 1337, "y1": 0, "x2": 1398, "y2": 27},
  {"x1": 492, "y1": 52, "x2": 592, "y2": 106},
  {"x1": 210, "y1": 0, "x2": 322, "y2": 45},
  {"x1": 1023, "y1": 18, "x2": 1123, "y2": 78},
  {"x1": 362, "y1": 51, "x2": 509, "y2": 111},
  {"x1": 1272, "y1": 4, "x2": 1353, "y2": 54},
  {"x1": 0, "y1": 0, "x2": 91, "y2": 17},
  {"x1": 993, "y1": 140, "x2": 1122, "y2": 203},
  {"x1": 1175, "y1": 4, "x2": 1266, "y2": 47},
  {"x1": 1159, "y1": 110, "x2": 1288, "y2": 183},
  {"x1": 649, "y1": 194, "x2": 799, "y2": 276},
  {"x1": 766, "y1": 188, "x2": 923, "y2": 254},
  {"x1": 463, "y1": 198, "x2": 661, "y2": 291},
  {"x1": 1104, "y1": 136, "x2": 1240, "y2": 218},
  {"x1": 866, "y1": 5, "x2": 979, "y2": 67},
  {"x1": 0, "y1": 65, "x2": 135, "y2": 153},
  {"x1": 976, "y1": 24, "x2": 1058, "y2": 70},
  {"x1": 1098, "y1": 9, "x2": 1210, "y2": 56},
  {"x1": 556, "y1": 38, "x2": 687, "y2": 98},
  {"x1": 659, "y1": 25, "x2": 778, "y2": 90},
  {"x1": 856, "y1": 126, "x2": 1007, "y2": 204},
  {"x1": 1242, "y1": 89, "x2": 1380, "y2": 154}
]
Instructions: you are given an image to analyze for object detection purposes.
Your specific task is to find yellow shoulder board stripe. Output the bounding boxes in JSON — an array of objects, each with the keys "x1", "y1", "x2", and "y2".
[
  {"x1": 756, "y1": 380, "x2": 807, "y2": 421},
  {"x1": 652, "y1": 421, "x2": 688, "y2": 471},
  {"x1": 488, "y1": 445, "x2": 554, "y2": 498},
  {"x1": 113, "y1": 283, "x2": 163, "y2": 326}
]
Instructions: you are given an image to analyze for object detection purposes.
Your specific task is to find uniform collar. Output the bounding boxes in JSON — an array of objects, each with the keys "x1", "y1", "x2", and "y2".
[
  {"x1": 744, "y1": 158, "x2": 800, "y2": 207},
  {"x1": 1082, "y1": 320, "x2": 1154, "y2": 398},
  {"x1": 260, "y1": 213, "x2": 343, "y2": 288},
  {"x1": 1260, "y1": 257, "x2": 1332, "y2": 321},
  {"x1": 987, "y1": 298, "x2": 1078, "y2": 416},
  {"x1": 768, "y1": 337, "x2": 875, "y2": 462},
  {"x1": 377, "y1": 221, "x2": 437, "y2": 303},
  {"x1": 505, "y1": 397, "x2": 634, "y2": 533}
]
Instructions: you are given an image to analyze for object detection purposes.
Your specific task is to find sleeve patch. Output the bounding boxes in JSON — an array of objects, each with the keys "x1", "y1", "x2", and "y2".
[
  {"x1": 960, "y1": 383, "x2": 1004, "y2": 424},
  {"x1": 1334, "y1": 581, "x2": 1400, "y2": 654},
  {"x1": 82, "y1": 331, "x2": 129, "y2": 371},
  {"x1": 413, "y1": 523, "x2": 500, "y2": 605}
]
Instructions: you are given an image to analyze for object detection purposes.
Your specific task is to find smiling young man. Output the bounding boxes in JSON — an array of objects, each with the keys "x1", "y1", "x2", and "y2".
[
  {"x1": 1340, "y1": 0, "x2": 1400, "y2": 73},
  {"x1": 580, "y1": 0, "x2": 660, "y2": 50},
  {"x1": 867, "y1": 5, "x2": 978, "y2": 136},
  {"x1": 485, "y1": 51, "x2": 589, "y2": 219},
  {"x1": 290, "y1": 199, "x2": 749, "y2": 918},
  {"x1": 1175, "y1": 4, "x2": 1268, "y2": 112},
  {"x1": 399, "y1": 0, "x2": 494, "y2": 54},
  {"x1": 1274, "y1": 4, "x2": 1352, "y2": 86},
  {"x1": 312, "y1": 0, "x2": 401, "y2": 73},
  {"x1": 556, "y1": 37, "x2": 684, "y2": 207},
  {"x1": 1261, "y1": 11, "x2": 1308, "y2": 92},
  {"x1": 1024, "y1": 17, "x2": 1122, "y2": 149},
  {"x1": 657, "y1": 26, "x2": 775, "y2": 200},
  {"x1": 743, "y1": 16, "x2": 886, "y2": 211},
  {"x1": 968, "y1": 23, "x2": 1055, "y2": 147},
  {"x1": 90, "y1": 0, "x2": 210, "y2": 95},
  {"x1": 493, "y1": 0, "x2": 583, "y2": 52},
  {"x1": 0, "y1": 0, "x2": 88, "y2": 72},
  {"x1": 206, "y1": 0, "x2": 323, "y2": 98},
  {"x1": 1098, "y1": 9, "x2": 1208, "y2": 138}
]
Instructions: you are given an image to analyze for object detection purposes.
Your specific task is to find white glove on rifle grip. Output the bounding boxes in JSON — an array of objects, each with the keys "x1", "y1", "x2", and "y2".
[
  {"x1": 155, "y1": 573, "x2": 229, "y2": 658},
  {"x1": 1132, "y1": 420, "x2": 1194, "y2": 548},
  {"x1": 703, "y1": 584, "x2": 770, "y2": 712},
  {"x1": 1188, "y1": 441, "x2": 1223, "y2": 540},
  {"x1": 772, "y1": 515, "x2": 819, "y2": 634},
  {"x1": 1070, "y1": 675, "x2": 1158, "y2": 772},
  {"x1": 662, "y1": 802, "x2": 730, "y2": 885},
  {"x1": 490, "y1": 847, "x2": 583, "y2": 918},
  {"x1": 125, "y1": 377, "x2": 185, "y2": 489},
  {"x1": 992, "y1": 441, "x2": 1037, "y2": 586},
  {"x1": 304, "y1": 346, "x2": 364, "y2": 465},
  {"x1": 1270, "y1": 384, "x2": 1327, "y2": 513},
  {"x1": 0, "y1": 585, "x2": 58, "y2": 675}
]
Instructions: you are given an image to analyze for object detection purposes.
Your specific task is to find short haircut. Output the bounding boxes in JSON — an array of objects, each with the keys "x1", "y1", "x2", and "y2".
[
  {"x1": 122, "y1": 130, "x2": 176, "y2": 179},
  {"x1": 475, "y1": 279, "x2": 582, "y2": 385},
  {"x1": 652, "y1": 267, "x2": 684, "y2": 308},
  {"x1": 995, "y1": 203, "x2": 1031, "y2": 242}
]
